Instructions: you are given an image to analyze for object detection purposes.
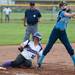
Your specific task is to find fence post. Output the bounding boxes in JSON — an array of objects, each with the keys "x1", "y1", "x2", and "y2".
[{"x1": 1, "y1": 6, "x2": 3, "y2": 23}]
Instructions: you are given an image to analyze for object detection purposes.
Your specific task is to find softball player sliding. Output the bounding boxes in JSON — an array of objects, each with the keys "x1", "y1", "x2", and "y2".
[
  {"x1": 38, "y1": 1, "x2": 75, "y2": 68},
  {"x1": 1, "y1": 32, "x2": 43, "y2": 68}
]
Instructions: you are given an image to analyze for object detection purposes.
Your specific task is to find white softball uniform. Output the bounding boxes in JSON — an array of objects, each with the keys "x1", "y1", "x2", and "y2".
[{"x1": 21, "y1": 40, "x2": 42, "y2": 60}]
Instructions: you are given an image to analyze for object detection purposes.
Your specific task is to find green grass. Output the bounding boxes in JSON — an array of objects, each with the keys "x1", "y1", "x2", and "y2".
[
  {"x1": 0, "y1": 13, "x2": 75, "y2": 45},
  {"x1": 0, "y1": 23, "x2": 24, "y2": 45}
]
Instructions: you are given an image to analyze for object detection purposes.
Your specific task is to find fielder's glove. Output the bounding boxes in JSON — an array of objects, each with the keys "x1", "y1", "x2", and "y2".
[
  {"x1": 24, "y1": 24, "x2": 27, "y2": 27},
  {"x1": 18, "y1": 46, "x2": 23, "y2": 52},
  {"x1": 66, "y1": 8, "x2": 71, "y2": 13},
  {"x1": 37, "y1": 63, "x2": 41, "y2": 68}
]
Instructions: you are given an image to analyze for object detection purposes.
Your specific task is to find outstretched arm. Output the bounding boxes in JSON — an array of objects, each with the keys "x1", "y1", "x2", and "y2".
[
  {"x1": 18, "y1": 40, "x2": 29, "y2": 52},
  {"x1": 64, "y1": 12, "x2": 75, "y2": 17}
]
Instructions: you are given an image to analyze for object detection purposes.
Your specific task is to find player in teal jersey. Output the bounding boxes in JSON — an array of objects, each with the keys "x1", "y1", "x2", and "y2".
[{"x1": 37, "y1": 1, "x2": 75, "y2": 68}]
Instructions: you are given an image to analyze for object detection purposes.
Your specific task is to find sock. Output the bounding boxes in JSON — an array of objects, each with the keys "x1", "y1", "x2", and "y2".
[
  {"x1": 2, "y1": 61, "x2": 12, "y2": 68},
  {"x1": 71, "y1": 55, "x2": 75, "y2": 65},
  {"x1": 38, "y1": 54, "x2": 45, "y2": 65}
]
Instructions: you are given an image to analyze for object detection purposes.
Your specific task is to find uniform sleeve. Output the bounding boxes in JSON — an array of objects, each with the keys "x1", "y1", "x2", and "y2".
[
  {"x1": 37, "y1": 44, "x2": 43, "y2": 56},
  {"x1": 39, "y1": 50, "x2": 43, "y2": 56},
  {"x1": 37, "y1": 10, "x2": 42, "y2": 18},
  {"x1": 60, "y1": 11, "x2": 65, "y2": 17},
  {"x1": 25, "y1": 9, "x2": 28, "y2": 18},
  {"x1": 23, "y1": 40, "x2": 29, "y2": 46},
  {"x1": 10, "y1": 8, "x2": 12, "y2": 13}
]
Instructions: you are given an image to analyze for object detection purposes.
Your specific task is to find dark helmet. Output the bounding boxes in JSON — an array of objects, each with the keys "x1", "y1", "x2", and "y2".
[
  {"x1": 59, "y1": 1, "x2": 67, "y2": 8},
  {"x1": 33, "y1": 32, "x2": 42, "y2": 41}
]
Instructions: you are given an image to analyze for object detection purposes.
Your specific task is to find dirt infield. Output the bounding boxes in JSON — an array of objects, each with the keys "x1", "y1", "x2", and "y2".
[{"x1": 0, "y1": 44, "x2": 75, "y2": 75}]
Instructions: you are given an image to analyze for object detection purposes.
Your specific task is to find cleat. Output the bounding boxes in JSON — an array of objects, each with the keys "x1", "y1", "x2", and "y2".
[{"x1": 0, "y1": 67, "x2": 7, "y2": 70}]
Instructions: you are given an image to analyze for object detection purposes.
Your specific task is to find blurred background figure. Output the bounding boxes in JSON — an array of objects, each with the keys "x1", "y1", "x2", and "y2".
[
  {"x1": 23, "y1": 2, "x2": 42, "y2": 41},
  {"x1": 3, "y1": 7, "x2": 12, "y2": 23}
]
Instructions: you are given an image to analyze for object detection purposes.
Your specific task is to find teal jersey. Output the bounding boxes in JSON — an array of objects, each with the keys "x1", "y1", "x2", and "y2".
[{"x1": 55, "y1": 10, "x2": 71, "y2": 30}]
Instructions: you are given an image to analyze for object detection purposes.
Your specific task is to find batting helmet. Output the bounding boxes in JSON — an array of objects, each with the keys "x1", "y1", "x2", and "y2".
[{"x1": 33, "y1": 32, "x2": 42, "y2": 40}]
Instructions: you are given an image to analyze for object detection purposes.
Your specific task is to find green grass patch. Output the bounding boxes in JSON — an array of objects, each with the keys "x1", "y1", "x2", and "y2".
[{"x1": 0, "y1": 13, "x2": 75, "y2": 45}]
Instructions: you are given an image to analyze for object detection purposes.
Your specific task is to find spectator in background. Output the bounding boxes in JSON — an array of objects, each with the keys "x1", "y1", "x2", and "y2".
[
  {"x1": 23, "y1": 2, "x2": 42, "y2": 41},
  {"x1": 3, "y1": 7, "x2": 12, "y2": 23}
]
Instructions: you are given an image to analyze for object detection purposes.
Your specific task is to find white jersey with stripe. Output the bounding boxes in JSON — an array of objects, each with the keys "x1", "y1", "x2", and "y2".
[{"x1": 21, "y1": 40, "x2": 42, "y2": 60}]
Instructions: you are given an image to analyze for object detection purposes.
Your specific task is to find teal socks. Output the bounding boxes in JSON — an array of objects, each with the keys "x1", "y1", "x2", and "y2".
[
  {"x1": 38, "y1": 55, "x2": 45, "y2": 65},
  {"x1": 71, "y1": 55, "x2": 75, "y2": 65}
]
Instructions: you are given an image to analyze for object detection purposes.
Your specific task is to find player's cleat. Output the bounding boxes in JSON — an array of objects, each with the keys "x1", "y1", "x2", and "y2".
[
  {"x1": 0, "y1": 67, "x2": 7, "y2": 70},
  {"x1": 2, "y1": 61, "x2": 12, "y2": 68},
  {"x1": 71, "y1": 55, "x2": 75, "y2": 66}
]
